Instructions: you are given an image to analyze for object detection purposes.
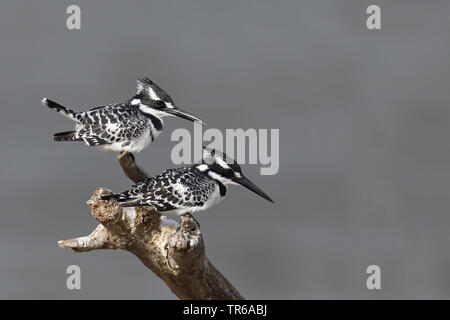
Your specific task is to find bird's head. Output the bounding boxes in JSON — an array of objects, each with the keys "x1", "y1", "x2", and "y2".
[
  {"x1": 197, "y1": 147, "x2": 274, "y2": 203},
  {"x1": 131, "y1": 77, "x2": 205, "y2": 125}
]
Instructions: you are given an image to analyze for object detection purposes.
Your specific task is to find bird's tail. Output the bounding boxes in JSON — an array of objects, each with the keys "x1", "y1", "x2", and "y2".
[
  {"x1": 41, "y1": 98, "x2": 79, "y2": 122},
  {"x1": 99, "y1": 193, "x2": 143, "y2": 207},
  {"x1": 99, "y1": 194, "x2": 122, "y2": 201},
  {"x1": 53, "y1": 130, "x2": 80, "y2": 142}
]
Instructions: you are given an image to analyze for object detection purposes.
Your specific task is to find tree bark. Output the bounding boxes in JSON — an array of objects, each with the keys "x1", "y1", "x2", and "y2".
[{"x1": 58, "y1": 152, "x2": 244, "y2": 300}]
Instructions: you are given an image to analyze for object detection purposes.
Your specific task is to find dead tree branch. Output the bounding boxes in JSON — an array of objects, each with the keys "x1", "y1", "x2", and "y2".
[{"x1": 58, "y1": 152, "x2": 243, "y2": 300}]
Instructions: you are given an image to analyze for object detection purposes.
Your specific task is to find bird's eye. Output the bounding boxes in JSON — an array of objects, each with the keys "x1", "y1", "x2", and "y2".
[
  {"x1": 156, "y1": 100, "x2": 165, "y2": 108},
  {"x1": 230, "y1": 163, "x2": 241, "y2": 173},
  {"x1": 226, "y1": 169, "x2": 235, "y2": 178}
]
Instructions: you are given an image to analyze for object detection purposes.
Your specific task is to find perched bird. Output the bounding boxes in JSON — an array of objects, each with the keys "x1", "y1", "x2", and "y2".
[
  {"x1": 100, "y1": 148, "x2": 274, "y2": 215},
  {"x1": 41, "y1": 77, "x2": 205, "y2": 153}
]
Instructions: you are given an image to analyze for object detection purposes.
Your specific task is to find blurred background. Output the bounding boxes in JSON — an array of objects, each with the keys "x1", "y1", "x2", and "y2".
[{"x1": 1, "y1": 0, "x2": 450, "y2": 299}]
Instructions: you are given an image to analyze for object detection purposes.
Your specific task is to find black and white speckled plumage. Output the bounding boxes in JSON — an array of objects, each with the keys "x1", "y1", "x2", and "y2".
[
  {"x1": 107, "y1": 166, "x2": 225, "y2": 214},
  {"x1": 100, "y1": 148, "x2": 274, "y2": 215},
  {"x1": 71, "y1": 101, "x2": 162, "y2": 152},
  {"x1": 42, "y1": 78, "x2": 203, "y2": 153}
]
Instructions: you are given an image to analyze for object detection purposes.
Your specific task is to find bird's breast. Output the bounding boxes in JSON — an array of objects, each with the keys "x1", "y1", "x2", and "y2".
[{"x1": 143, "y1": 113, "x2": 163, "y2": 131}]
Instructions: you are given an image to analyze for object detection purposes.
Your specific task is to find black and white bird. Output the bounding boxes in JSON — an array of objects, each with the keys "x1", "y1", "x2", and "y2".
[
  {"x1": 41, "y1": 78, "x2": 205, "y2": 153},
  {"x1": 100, "y1": 148, "x2": 274, "y2": 215}
]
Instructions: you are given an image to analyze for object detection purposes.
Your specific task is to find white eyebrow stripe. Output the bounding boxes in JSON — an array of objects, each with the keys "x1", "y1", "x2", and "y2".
[
  {"x1": 147, "y1": 87, "x2": 160, "y2": 100},
  {"x1": 215, "y1": 156, "x2": 231, "y2": 169}
]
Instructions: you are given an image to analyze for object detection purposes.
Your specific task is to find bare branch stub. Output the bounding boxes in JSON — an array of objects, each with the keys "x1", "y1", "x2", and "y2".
[
  {"x1": 118, "y1": 151, "x2": 149, "y2": 183},
  {"x1": 58, "y1": 152, "x2": 243, "y2": 300}
]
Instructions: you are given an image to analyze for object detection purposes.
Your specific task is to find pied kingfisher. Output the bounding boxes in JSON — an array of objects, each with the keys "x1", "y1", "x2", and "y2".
[
  {"x1": 41, "y1": 77, "x2": 205, "y2": 153},
  {"x1": 100, "y1": 148, "x2": 274, "y2": 215}
]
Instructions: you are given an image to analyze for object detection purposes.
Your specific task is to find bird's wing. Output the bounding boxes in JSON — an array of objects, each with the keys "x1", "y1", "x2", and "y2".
[
  {"x1": 88, "y1": 105, "x2": 109, "y2": 111},
  {"x1": 76, "y1": 104, "x2": 143, "y2": 146},
  {"x1": 117, "y1": 168, "x2": 216, "y2": 212}
]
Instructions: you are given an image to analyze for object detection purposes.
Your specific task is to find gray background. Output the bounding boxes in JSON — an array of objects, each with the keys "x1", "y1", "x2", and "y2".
[{"x1": 0, "y1": 0, "x2": 449, "y2": 299}]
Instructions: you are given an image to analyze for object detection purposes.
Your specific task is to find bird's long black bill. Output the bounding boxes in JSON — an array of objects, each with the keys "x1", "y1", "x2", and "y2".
[
  {"x1": 164, "y1": 107, "x2": 206, "y2": 126},
  {"x1": 236, "y1": 176, "x2": 274, "y2": 203}
]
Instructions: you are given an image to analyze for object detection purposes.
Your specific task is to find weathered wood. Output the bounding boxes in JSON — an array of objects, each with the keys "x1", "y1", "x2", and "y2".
[{"x1": 59, "y1": 152, "x2": 243, "y2": 300}]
